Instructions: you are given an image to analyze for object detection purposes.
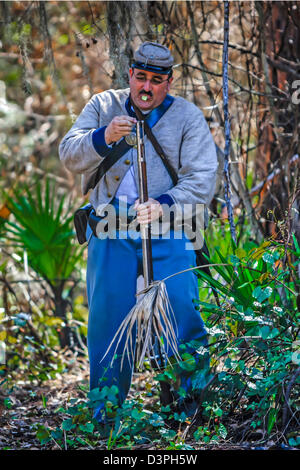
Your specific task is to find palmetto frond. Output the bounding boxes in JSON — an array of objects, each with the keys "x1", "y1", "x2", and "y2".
[
  {"x1": 3, "y1": 178, "x2": 83, "y2": 285},
  {"x1": 102, "y1": 280, "x2": 180, "y2": 371}
]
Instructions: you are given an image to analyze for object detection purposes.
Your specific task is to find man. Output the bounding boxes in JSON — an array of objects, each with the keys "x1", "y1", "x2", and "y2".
[{"x1": 59, "y1": 42, "x2": 218, "y2": 423}]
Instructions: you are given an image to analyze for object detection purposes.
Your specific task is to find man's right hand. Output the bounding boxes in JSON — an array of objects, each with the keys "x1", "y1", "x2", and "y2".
[{"x1": 104, "y1": 116, "x2": 137, "y2": 145}]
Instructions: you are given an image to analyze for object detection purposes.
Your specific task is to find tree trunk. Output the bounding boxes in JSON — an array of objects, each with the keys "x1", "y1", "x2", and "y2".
[
  {"x1": 106, "y1": 1, "x2": 134, "y2": 89},
  {"x1": 255, "y1": 2, "x2": 300, "y2": 241}
]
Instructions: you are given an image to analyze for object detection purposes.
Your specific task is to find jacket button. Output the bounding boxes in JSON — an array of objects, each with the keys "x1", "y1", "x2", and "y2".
[
  {"x1": 107, "y1": 192, "x2": 112, "y2": 197},
  {"x1": 115, "y1": 176, "x2": 120, "y2": 181},
  {"x1": 125, "y1": 159, "x2": 130, "y2": 165}
]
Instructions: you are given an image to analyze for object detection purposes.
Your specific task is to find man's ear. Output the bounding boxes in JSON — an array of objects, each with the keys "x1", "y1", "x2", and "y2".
[
  {"x1": 129, "y1": 68, "x2": 133, "y2": 78},
  {"x1": 167, "y1": 76, "x2": 173, "y2": 90}
]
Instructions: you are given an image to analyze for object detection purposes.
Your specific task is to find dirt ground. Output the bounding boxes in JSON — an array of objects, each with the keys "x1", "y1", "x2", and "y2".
[{"x1": 0, "y1": 355, "x2": 294, "y2": 451}]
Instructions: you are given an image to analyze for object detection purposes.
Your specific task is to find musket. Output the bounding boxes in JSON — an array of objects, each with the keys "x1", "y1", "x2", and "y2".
[{"x1": 136, "y1": 120, "x2": 154, "y2": 288}]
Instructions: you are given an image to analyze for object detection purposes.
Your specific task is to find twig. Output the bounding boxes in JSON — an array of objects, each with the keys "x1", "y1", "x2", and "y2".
[
  {"x1": 222, "y1": 1, "x2": 236, "y2": 244},
  {"x1": 63, "y1": 430, "x2": 67, "y2": 450}
]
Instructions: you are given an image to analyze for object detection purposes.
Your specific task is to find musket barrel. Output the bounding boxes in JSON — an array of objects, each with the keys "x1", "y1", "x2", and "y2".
[{"x1": 136, "y1": 121, "x2": 153, "y2": 287}]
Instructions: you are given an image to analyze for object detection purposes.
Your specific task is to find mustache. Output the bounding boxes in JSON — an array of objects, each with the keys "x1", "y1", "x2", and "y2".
[{"x1": 139, "y1": 90, "x2": 153, "y2": 97}]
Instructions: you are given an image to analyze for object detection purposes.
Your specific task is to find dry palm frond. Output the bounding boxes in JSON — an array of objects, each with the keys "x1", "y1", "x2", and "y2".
[
  {"x1": 101, "y1": 280, "x2": 180, "y2": 371},
  {"x1": 101, "y1": 263, "x2": 224, "y2": 372}
]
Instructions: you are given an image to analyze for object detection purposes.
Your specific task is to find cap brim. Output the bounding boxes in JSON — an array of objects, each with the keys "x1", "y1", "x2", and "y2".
[{"x1": 132, "y1": 62, "x2": 172, "y2": 75}]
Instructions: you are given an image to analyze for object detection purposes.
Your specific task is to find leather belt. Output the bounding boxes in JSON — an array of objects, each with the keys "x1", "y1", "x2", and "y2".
[{"x1": 88, "y1": 210, "x2": 140, "y2": 236}]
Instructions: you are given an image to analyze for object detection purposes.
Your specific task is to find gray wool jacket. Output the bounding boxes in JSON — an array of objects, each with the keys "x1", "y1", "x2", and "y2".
[{"x1": 59, "y1": 88, "x2": 218, "y2": 218}]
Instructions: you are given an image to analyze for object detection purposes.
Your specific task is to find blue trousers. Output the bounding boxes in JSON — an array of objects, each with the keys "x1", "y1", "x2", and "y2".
[{"x1": 86, "y1": 199, "x2": 208, "y2": 421}]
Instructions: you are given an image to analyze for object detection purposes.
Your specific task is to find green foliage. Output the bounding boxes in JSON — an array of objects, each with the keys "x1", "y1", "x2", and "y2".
[
  {"x1": 2, "y1": 202, "x2": 299, "y2": 448},
  {"x1": 0, "y1": 216, "x2": 6, "y2": 241},
  {"x1": 34, "y1": 386, "x2": 176, "y2": 449},
  {"x1": 1, "y1": 305, "x2": 66, "y2": 383},
  {"x1": 192, "y1": 239, "x2": 299, "y2": 439},
  {"x1": 0, "y1": 178, "x2": 87, "y2": 350},
  {"x1": 32, "y1": 235, "x2": 296, "y2": 449},
  {"x1": 4, "y1": 397, "x2": 12, "y2": 409},
  {"x1": 289, "y1": 436, "x2": 300, "y2": 447},
  {"x1": 4, "y1": 178, "x2": 83, "y2": 285},
  {"x1": 0, "y1": 175, "x2": 298, "y2": 449},
  {"x1": 10, "y1": 234, "x2": 298, "y2": 450},
  {"x1": 193, "y1": 416, "x2": 228, "y2": 444}
]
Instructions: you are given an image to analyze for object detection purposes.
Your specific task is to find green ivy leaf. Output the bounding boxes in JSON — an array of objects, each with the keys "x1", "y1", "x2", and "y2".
[
  {"x1": 193, "y1": 426, "x2": 204, "y2": 441},
  {"x1": 177, "y1": 387, "x2": 187, "y2": 398},
  {"x1": 149, "y1": 413, "x2": 164, "y2": 427},
  {"x1": 218, "y1": 423, "x2": 228, "y2": 439},
  {"x1": 252, "y1": 286, "x2": 272, "y2": 302},
  {"x1": 262, "y1": 250, "x2": 280, "y2": 265},
  {"x1": 67, "y1": 405, "x2": 82, "y2": 416},
  {"x1": 61, "y1": 418, "x2": 76, "y2": 431},
  {"x1": 289, "y1": 436, "x2": 300, "y2": 447},
  {"x1": 214, "y1": 407, "x2": 223, "y2": 417},
  {"x1": 131, "y1": 408, "x2": 141, "y2": 420},
  {"x1": 88, "y1": 387, "x2": 104, "y2": 402},
  {"x1": 36, "y1": 425, "x2": 50, "y2": 444},
  {"x1": 230, "y1": 255, "x2": 240, "y2": 266},
  {"x1": 260, "y1": 325, "x2": 271, "y2": 339},
  {"x1": 174, "y1": 411, "x2": 187, "y2": 422},
  {"x1": 160, "y1": 428, "x2": 177, "y2": 440},
  {"x1": 79, "y1": 422, "x2": 94, "y2": 433},
  {"x1": 51, "y1": 428, "x2": 63, "y2": 440},
  {"x1": 179, "y1": 353, "x2": 197, "y2": 372}
]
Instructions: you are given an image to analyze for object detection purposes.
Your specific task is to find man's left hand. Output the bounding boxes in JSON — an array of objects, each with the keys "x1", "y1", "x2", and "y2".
[{"x1": 134, "y1": 198, "x2": 163, "y2": 225}]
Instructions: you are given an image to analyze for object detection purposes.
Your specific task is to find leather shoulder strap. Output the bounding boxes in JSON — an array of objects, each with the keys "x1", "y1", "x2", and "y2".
[
  {"x1": 130, "y1": 99, "x2": 178, "y2": 186},
  {"x1": 86, "y1": 138, "x2": 131, "y2": 191}
]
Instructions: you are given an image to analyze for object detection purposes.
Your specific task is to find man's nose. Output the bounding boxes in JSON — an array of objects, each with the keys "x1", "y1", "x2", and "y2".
[{"x1": 143, "y1": 79, "x2": 152, "y2": 91}]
